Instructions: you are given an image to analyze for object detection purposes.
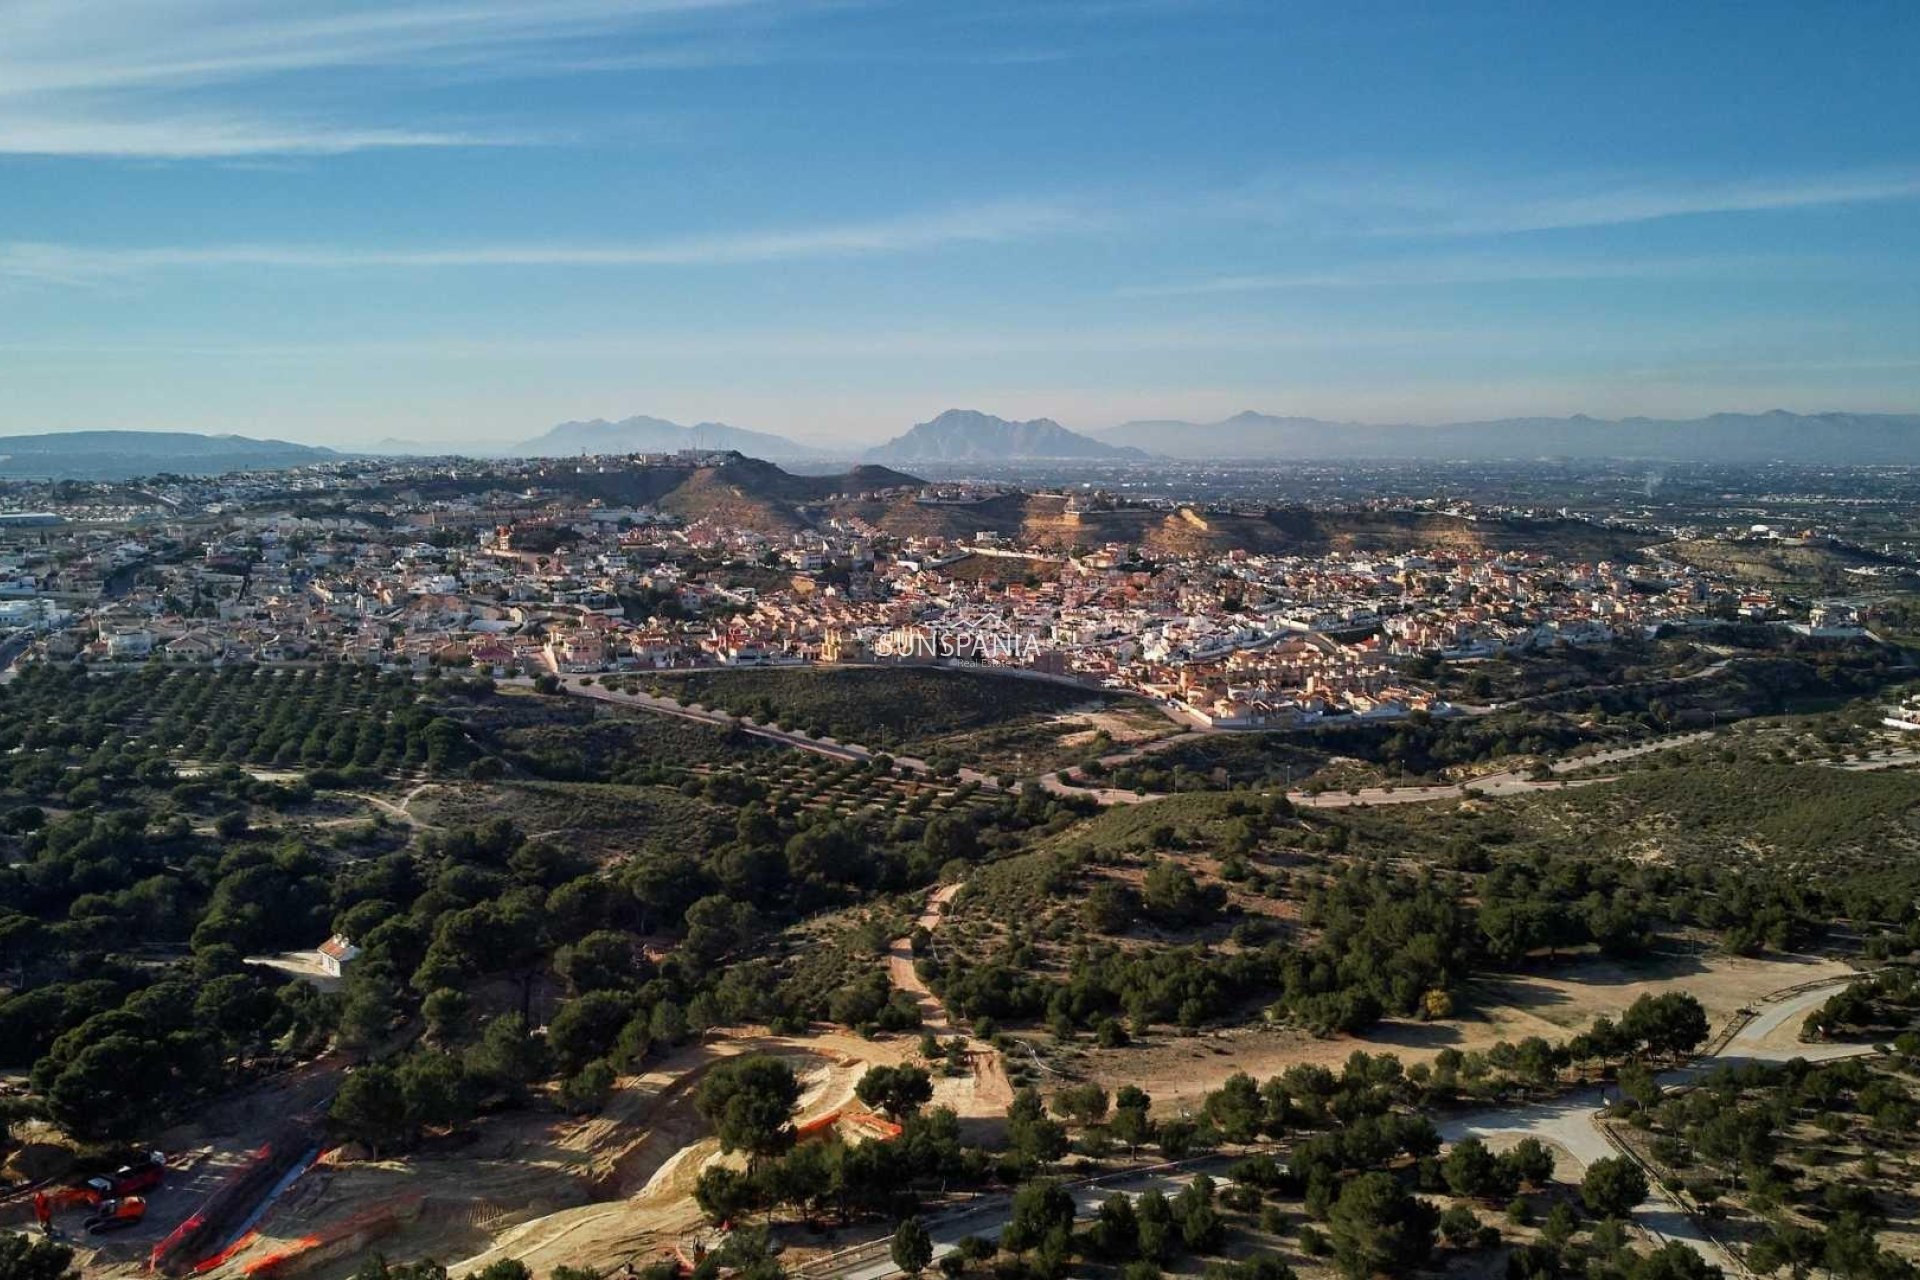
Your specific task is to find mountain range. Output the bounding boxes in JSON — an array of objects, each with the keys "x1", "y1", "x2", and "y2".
[
  {"x1": 513, "y1": 414, "x2": 821, "y2": 460},
  {"x1": 1094, "y1": 409, "x2": 1920, "y2": 464},
  {"x1": 0, "y1": 431, "x2": 341, "y2": 480},
  {"x1": 866, "y1": 409, "x2": 1146, "y2": 463}
]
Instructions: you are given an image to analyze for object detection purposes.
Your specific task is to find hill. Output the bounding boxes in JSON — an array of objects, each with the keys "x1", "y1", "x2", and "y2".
[
  {"x1": 514, "y1": 413, "x2": 821, "y2": 460},
  {"x1": 0, "y1": 430, "x2": 341, "y2": 479},
  {"x1": 350, "y1": 453, "x2": 920, "y2": 533},
  {"x1": 867, "y1": 409, "x2": 1148, "y2": 463},
  {"x1": 826, "y1": 491, "x2": 1654, "y2": 559},
  {"x1": 1096, "y1": 408, "x2": 1920, "y2": 462}
]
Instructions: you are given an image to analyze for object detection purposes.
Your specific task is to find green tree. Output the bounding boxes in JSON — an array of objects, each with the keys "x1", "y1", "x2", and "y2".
[
  {"x1": 856, "y1": 1064, "x2": 934, "y2": 1122},
  {"x1": 330, "y1": 1064, "x2": 409, "y2": 1158},
  {"x1": 464, "y1": 1013, "x2": 548, "y2": 1100},
  {"x1": 1580, "y1": 1157, "x2": 1649, "y2": 1219},
  {"x1": 891, "y1": 1217, "x2": 935, "y2": 1278},
  {"x1": 0, "y1": 1234, "x2": 77, "y2": 1280},
  {"x1": 558, "y1": 1059, "x2": 618, "y2": 1114},
  {"x1": 1326, "y1": 1172, "x2": 1437, "y2": 1280},
  {"x1": 472, "y1": 1264, "x2": 530, "y2": 1280},
  {"x1": 1002, "y1": 1180, "x2": 1076, "y2": 1254},
  {"x1": 1443, "y1": 1138, "x2": 1516, "y2": 1201},
  {"x1": 397, "y1": 1051, "x2": 475, "y2": 1133},
  {"x1": 695, "y1": 1055, "x2": 801, "y2": 1171}
]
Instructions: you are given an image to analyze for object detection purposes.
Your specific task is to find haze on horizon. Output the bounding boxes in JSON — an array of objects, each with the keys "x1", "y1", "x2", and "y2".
[{"x1": 2, "y1": 0, "x2": 1918, "y2": 450}]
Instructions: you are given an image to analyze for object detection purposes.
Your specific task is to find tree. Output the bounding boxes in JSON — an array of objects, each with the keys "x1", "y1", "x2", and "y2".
[
  {"x1": 1438, "y1": 1204, "x2": 1481, "y2": 1248},
  {"x1": 473, "y1": 1264, "x2": 531, "y2": 1280},
  {"x1": 891, "y1": 1217, "x2": 935, "y2": 1277},
  {"x1": 464, "y1": 1013, "x2": 548, "y2": 1100},
  {"x1": 1326, "y1": 1172, "x2": 1437, "y2": 1280},
  {"x1": 856, "y1": 1065, "x2": 934, "y2": 1122},
  {"x1": 397, "y1": 1051, "x2": 475, "y2": 1133},
  {"x1": 1007, "y1": 1088, "x2": 1069, "y2": 1167},
  {"x1": 1443, "y1": 1138, "x2": 1516, "y2": 1201},
  {"x1": 1502, "y1": 1137, "x2": 1557, "y2": 1190},
  {"x1": 558, "y1": 1059, "x2": 618, "y2": 1114},
  {"x1": 0, "y1": 1234, "x2": 76, "y2": 1280},
  {"x1": 694, "y1": 1166, "x2": 755, "y2": 1226},
  {"x1": 1109, "y1": 1100, "x2": 1155, "y2": 1156},
  {"x1": 695, "y1": 1055, "x2": 800, "y2": 1170},
  {"x1": 1632, "y1": 1241, "x2": 1719, "y2": 1280},
  {"x1": 1580, "y1": 1157, "x2": 1649, "y2": 1220},
  {"x1": 1002, "y1": 1180, "x2": 1076, "y2": 1253},
  {"x1": 350, "y1": 1260, "x2": 450, "y2": 1280},
  {"x1": 331, "y1": 1064, "x2": 409, "y2": 1158},
  {"x1": 1051, "y1": 1081, "x2": 1110, "y2": 1127},
  {"x1": 1620, "y1": 993, "x2": 1709, "y2": 1061}
]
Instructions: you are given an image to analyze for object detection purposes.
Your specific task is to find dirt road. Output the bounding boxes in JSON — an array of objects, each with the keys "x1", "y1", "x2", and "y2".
[{"x1": 884, "y1": 884, "x2": 1012, "y2": 1114}]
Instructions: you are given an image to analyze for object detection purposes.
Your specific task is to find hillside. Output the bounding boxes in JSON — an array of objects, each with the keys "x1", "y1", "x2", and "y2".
[
  {"x1": 867, "y1": 409, "x2": 1146, "y2": 462},
  {"x1": 826, "y1": 492, "x2": 1657, "y2": 559},
  {"x1": 1655, "y1": 536, "x2": 1906, "y2": 590},
  {"x1": 348, "y1": 453, "x2": 918, "y2": 529},
  {"x1": 0, "y1": 430, "x2": 341, "y2": 479},
  {"x1": 1096, "y1": 408, "x2": 1920, "y2": 463}
]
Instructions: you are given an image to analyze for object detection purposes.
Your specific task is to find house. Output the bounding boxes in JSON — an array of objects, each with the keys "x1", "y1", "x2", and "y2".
[
  {"x1": 317, "y1": 934, "x2": 361, "y2": 977},
  {"x1": 105, "y1": 628, "x2": 155, "y2": 659},
  {"x1": 164, "y1": 631, "x2": 222, "y2": 663}
]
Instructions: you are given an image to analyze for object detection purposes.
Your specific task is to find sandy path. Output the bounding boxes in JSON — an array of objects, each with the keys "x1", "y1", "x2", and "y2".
[{"x1": 885, "y1": 884, "x2": 1012, "y2": 1116}]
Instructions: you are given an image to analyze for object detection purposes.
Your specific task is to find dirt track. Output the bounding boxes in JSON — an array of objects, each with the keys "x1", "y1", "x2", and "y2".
[{"x1": 210, "y1": 1024, "x2": 1003, "y2": 1280}]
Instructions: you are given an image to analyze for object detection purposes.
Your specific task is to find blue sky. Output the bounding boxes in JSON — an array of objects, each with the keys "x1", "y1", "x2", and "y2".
[{"x1": 2, "y1": 0, "x2": 1918, "y2": 448}]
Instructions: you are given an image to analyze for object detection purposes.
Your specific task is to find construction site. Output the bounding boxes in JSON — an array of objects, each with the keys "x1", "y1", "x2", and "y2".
[{"x1": 0, "y1": 1020, "x2": 1010, "y2": 1280}]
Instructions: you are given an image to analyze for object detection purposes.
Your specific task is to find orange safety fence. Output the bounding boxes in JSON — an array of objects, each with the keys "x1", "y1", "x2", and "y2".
[
  {"x1": 235, "y1": 1193, "x2": 423, "y2": 1280},
  {"x1": 190, "y1": 1229, "x2": 260, "y2": 1274},
  {"x1": 793, "y1": 1109, "x2": 842, "y2": 1141}
]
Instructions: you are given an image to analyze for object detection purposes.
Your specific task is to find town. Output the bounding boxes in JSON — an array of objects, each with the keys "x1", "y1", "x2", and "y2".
[{"x1": 0, "y1": 452, "x2": 1884, "y2": 733}]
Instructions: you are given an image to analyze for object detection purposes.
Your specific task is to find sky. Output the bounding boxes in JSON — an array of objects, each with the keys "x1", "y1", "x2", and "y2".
[{"x1": 2, "y1": 0, "x2": 1919, "y2": 449}]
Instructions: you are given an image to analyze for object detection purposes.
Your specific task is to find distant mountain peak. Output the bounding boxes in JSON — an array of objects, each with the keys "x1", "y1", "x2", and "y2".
[
  {"x1": 0, "y1": 430, "x2": 340, "y2": 480},
  {"x1": 514, "y1": 413, "x2": 820, "y2": 460},
  {"x1": 867, "y1": 409, "x2": 1148, "y2": 463}
]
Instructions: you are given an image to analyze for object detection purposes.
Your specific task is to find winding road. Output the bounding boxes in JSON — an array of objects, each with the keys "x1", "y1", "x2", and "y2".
[
  {"x1": 1439, "y1": 974, "x2": 1873, "y2": 1274},
  {"x1": 807, "y1": 973, "x2": 1872, "y2": 1280},
  {"x1": 514, "y1": 676, "x2": 1005, "y2": 791}
]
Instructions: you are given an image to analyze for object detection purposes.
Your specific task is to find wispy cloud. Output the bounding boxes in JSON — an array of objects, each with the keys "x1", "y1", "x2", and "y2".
[
  {"x1": 0, "y1": 0, "x2": 778, "y2": 158},
  {"x1": 1333, "y1": 168, "x2": 1920, "y2": 237},
  {"x1": 1114, "y1": 252, "x2": 1815, "y2": 297},
  {"x1": 0, "y1": 112, "x2": 500, "y2": 160},
  {"x1": 0, "y1": 200, "x2": 1091, "y2": 284}
]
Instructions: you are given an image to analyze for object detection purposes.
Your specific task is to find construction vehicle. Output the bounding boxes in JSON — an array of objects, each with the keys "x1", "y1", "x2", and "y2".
[
  {"x1": 86, "y1": 1150, "x2": 165, "y2": 1199},
  {"x1": 83, "y1": 1196, "x2": 148, "y2": 1234}
]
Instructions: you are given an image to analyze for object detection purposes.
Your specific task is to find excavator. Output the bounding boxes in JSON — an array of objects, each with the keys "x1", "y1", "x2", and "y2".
[
  {"x1": 82, "y1": 1197, "x2": 149, "y2": 1234},
  {"x1": 31, "y1": 1163, "x2": 158, "y2": 1236}
]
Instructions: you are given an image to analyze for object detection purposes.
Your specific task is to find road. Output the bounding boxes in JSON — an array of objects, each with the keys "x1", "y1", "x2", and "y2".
[
  {"x1": 1438, "y1": 974, "x2": 1872, "y2": 1274},
  {"x1": 810, "y1": 1162, "x2": 1227, "y2": 1280},
  {"x1": 0, "y1": 629, "x2": 33, "y2": 684},
  {"x1": 510, "y1": 676, "x2": 1005, "y2": 791},
  {"x1": 809, "y1": 974, "x2": 1870, "y2": 1280},
  {"x1": 1060, "y1": 728, "x2": 1721, "y2": 810}
]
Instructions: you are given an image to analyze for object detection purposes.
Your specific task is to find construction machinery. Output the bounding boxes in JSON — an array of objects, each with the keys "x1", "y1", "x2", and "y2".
[
  {"x1": 30, "y1": 1154, "x2": 163, "y2": 1235},
  {"x1": 83, "y1": 1196, "x2": 148, "y2": 1234},
  {"x1": 87, "y1": 1151, "x2": 166, "y2": 1199}
]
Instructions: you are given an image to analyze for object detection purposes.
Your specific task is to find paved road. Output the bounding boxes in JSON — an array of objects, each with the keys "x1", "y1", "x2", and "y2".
[
  {"x1": 511, "y1": 676, "x2": 1005, "y2": 790},
  {"x1": 811, "y1": 974, "x2": 1870, "y2": 1280},
  {"x1": 816, "y1": 1163, "x2": 1226, "y2": 1280},
  {"x1": 1439, "y1": 975, "x2": 1871, "y2": 1274},
  {"x1": 1073, "y1": 728, "x2": 1722, "y2": 810},
  {"x1": 0, "y1": 630, "x2": 33, "y2": 684}
]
